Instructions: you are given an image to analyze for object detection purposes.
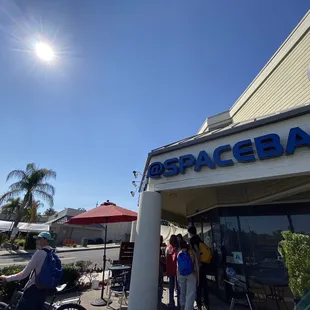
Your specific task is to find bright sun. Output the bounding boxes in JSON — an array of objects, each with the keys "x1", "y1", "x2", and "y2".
[{"x1": 35, "y1": 42, "x2": 55, "y2": 62}]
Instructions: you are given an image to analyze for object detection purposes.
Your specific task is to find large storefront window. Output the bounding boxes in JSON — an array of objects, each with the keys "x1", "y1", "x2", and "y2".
[
  {"x1": 220, "y1": 217, "x2": 244, "y2": 273},
  {"x1": 239, "y1": 215, "x2": 289, "y2": 276},
  {"x1": 190, "y1": 203, "x2": 310, "y2": 302},
  {"x1": 291, "y1": 214, "x2": 310, "y2": 235}
]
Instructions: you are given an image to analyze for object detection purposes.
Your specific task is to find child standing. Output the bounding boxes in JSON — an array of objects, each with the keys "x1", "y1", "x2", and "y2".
[{"x1": 177, "y1": 240, "x2": 199, "y2": 310}]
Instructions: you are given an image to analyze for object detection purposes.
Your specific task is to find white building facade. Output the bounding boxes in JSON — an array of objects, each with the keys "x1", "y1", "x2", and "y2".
[{"x1": 129, "y1": 11, "x2": 310, "y2": 309}]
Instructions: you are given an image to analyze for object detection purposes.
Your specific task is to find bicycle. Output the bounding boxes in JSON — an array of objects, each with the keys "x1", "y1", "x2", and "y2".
[{"x1": 0, "y1": 282, "x2": 86, "y2": 310}]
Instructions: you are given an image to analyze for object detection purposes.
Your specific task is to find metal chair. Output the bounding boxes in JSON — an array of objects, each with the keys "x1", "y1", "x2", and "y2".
[
  {"x1": 107, "y1": 271, "x2": 130, "y2": 310},
  {"x1": 225, "y1": 277, "x2": 255, "y2": 310}
]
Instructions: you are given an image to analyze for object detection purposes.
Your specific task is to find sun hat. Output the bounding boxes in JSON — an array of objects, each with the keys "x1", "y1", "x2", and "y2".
[{"x1": 33, "y1": 231, "x2": 53, "y2": 240}]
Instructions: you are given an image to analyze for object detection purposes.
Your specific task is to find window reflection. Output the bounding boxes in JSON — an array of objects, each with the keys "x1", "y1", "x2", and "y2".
[
  {"x1": 239, "y1": 215, "x2": 289, "y2": 276},
  {"x1": 220, "y1": 216, "x2": 240, "y2": 258},
  {"x1": 202, "y1": 222, "x2": 212, "y2": 247},
  {"x1": 291, "y1": 214, "x2": 310, "y2": 235}
]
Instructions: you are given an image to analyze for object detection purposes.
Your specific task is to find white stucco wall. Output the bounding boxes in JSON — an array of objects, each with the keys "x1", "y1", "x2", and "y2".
[
  {"x1": 104, "y1": 222, "x2": 132, "y2": 242},
  {"x1": 147, "y1": 113, "x2": 310, "y2": 192}
]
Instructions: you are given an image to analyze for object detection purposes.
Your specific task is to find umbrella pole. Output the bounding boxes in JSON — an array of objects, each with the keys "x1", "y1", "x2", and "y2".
[
  {"x1": 101, "y1": 221, "x2": 108, "y2": 299},
  {"x1": 91, "y1": 218, "x2": 110, "y2": 307}
]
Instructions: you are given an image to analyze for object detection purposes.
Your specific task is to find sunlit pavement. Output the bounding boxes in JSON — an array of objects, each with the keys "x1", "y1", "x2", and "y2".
[{"x1": 79, "y1": 286, "x2": 240, "y2": 310}]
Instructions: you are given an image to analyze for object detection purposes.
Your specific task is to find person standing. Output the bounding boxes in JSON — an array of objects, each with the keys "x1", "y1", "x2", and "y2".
[
  {"x1": 188, "y1": 226, "x2": 212, "y2": 310},
  {"x1": 158, "y1": 235, "x2": 166, "y2": 309},
  {"x1": 166, "y1": 234, "x2": 180, "y2": 308},
  {"x1": 176, "y1": 234, "x2": 184, "y2": 252},
  {"x1": 177, "y1": 240, "x2": 199, "y2": 310}
]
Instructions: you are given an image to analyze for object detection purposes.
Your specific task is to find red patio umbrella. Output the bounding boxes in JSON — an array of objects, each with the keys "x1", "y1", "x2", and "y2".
[{"x1": 66, "y1": 200, "x2": 137, "y2": 307}]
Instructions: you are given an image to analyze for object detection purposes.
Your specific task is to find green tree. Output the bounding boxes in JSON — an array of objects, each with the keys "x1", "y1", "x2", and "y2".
[
  {"x1": 0, "y1": 199, "x2": 43, "y2": 223},
  {"x1": 44, "y1": 207, "x2": 57, "y2": 216},
  {"x1": 0, "y1": 198, "x2": 23, "y2": 221},
  {"x1": 25, "y1": 200, "x2": 44, "y2": 223},
  {"x1": 278, "y1": 230, "x2": 310, "y2": 298},
  {"x1": 0, "y1": 163, "x2": 56, "y2": 230}
]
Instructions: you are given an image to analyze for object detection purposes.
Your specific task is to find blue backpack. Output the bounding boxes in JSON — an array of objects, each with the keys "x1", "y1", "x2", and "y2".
[
  {"x1": 177, "y1": 251, "x2": 194, "y2": 276},
  {"x1": 36, "y1": 248, "x2": 63, "y2": 289}
]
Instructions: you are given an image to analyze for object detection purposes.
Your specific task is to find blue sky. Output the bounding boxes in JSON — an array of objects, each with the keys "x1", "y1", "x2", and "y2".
[{"x1": 0, "y1": 0, "x2": 309, "y2": 213}]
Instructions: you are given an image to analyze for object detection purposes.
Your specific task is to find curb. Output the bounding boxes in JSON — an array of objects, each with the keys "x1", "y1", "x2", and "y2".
[
  {"x1": 57, "y1": 245, "x2": 120, "y2": 254},
  {"x1": 0, "y1": 245, "x2": 120, "y2": 257}
]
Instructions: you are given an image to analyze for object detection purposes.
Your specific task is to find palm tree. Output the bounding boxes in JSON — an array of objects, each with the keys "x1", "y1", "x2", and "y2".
[
  {"x1": 0, "y1": 163, "x2": 56, "y2": 230},
  {"x1": 1, "y1": 199, "x2": 43, "y2": 223},
  {"x1": 25, "y1": 200, "x2": 44, "y2": 223},
  {"x1": 44, "y1": 207, "x2": 57, "y2": 216},
  {"x1": 0, "y1": 198, "x2": 23, "y2": 221}
]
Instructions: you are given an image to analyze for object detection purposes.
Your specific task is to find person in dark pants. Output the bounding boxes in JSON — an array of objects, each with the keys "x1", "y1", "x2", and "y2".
[
  {"x1": 188, "y1": 226, "x2": 210, "y2": 310},
  {"x1": 0, "y1": 232, "x2": 53, "y2": 310},
  {"x1": 166, "y1": 234, "x2": 180, "y2": 308},
  {"x1": 158, "y1": 235, "x2": 166, "y2": 309}
]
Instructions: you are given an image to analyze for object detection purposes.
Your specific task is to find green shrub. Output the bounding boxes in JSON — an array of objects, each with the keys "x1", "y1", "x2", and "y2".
[
  {"x1": 279, "y1": 231, "x2": 310, "y2": 297},
  {"x1": 0, "y1": 263, "x2": 82, "y2": 302},
  {"x1": 61, "y1": 264, "x2": 81, "y2": 287},
  {"x1": 14, "y1": 238, "x2": 25, "y2": 248},
  {"x1": 0, "y1": 265, "x2": 26, "y2": 302},
  {"x1": 0, "y1": 265, "x2": 24, "y2": 275},
  {"x1": 75, "y1": 261, "x2": 92, "y2": 272},
  {"x1": 0, "y1": 233, "x2": 8, "y2": 245}
]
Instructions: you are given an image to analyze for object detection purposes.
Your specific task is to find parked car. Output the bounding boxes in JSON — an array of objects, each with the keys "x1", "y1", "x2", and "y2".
[{"x1": 95, "y1": 238, "x2": 103, "y2": 244}]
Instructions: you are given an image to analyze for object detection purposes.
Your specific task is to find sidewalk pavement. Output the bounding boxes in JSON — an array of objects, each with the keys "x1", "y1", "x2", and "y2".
[
  {"x1": 0, "y1": 243, "x2": 120, "y2": 257},
  {"x1": 78, "y1": 276, "x2": 241, "y2": 310},
  {"x1": 79, "y1": 286, "x2": 239, "y2": 310}
]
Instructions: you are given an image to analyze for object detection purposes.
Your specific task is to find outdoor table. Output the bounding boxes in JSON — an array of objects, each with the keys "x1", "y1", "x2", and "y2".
[
  {"x1": 108, "y1": 265, "x2": 132, "y2": 284},
  {"x1": 252, "y1": 276, "x2": 288, "y2": 310},
  {"x1": 108, "y1": 265, "x2": 131, "y2": 273}
]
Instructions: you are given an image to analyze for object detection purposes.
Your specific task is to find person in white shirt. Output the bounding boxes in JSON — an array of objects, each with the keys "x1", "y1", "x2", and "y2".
[{"x1": 0, "y1": 231, "x2": 53, "y2": 310}]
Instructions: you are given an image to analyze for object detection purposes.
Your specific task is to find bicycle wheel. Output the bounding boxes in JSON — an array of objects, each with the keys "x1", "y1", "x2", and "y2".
[
  {"x1": 56, "y1": 303, "x2": 86, "y2": 310},
  {"x1": 0, "y1": 302, "x2": 9, "y2": 309}
]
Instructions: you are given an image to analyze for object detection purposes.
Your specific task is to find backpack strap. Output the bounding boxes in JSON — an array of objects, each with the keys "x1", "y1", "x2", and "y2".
[
  {"x1": 41, "y1": 248, "x2": 52, "y2": 254},
  {"x1": 31, "y1": 248, "x2": 52, "y2": 278}
]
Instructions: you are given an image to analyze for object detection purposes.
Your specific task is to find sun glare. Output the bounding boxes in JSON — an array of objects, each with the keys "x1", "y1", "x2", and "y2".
[{"x1": 35, "y1": 42, "x2": 55, "y2": 62}]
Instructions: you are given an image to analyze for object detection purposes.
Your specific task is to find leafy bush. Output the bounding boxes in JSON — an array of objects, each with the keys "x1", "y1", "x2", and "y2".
[
  {"x1": 0, "y1": 266, "x2": 26, "y2": 302},
  {"x1": 0, "y1": 263, "x2": 82, "y2": 302},
  {"x1": 14, "y1": 238, "x2": 25, "y2": 248},
  {"x1": 75, "y1": 261, "x2": 92, "y2": 272},
  {"x1": 0, "y1": 233, "x2": 8, "y2": 245},
  {"x1": 0, "y1": 265, "x2": 24, "y2": 275},
  {"x1": 278, "y1": 231, "x2": 310, "y2": 297},
  {"x1": 61, "y1": 264, "x2": 81, "y2": 288}
]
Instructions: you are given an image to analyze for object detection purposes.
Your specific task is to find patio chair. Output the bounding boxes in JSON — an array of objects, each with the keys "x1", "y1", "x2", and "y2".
[
  {"x1": 225, "y1": 277, "x2": 255, "y2": 310},
  {"x1": 111, "y1": 241, "x2": 135, "y2": 266},
  {"x1": 107, "y1": 271, "x2": 130, "y2": 310}
]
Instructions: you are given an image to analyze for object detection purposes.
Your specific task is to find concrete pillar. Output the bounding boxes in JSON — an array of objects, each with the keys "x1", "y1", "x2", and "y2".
[
  {"x1": 128, "y1": 191, "x2": 161, "y2": 310},
  {"x1": 130, "y1": 221, "x2": 137, "y2": 242}
]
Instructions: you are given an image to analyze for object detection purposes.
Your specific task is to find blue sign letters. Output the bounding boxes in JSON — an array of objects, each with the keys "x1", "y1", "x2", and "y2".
[{"x1": 147, "y1": 127, "x2": 310, "y2": 179}]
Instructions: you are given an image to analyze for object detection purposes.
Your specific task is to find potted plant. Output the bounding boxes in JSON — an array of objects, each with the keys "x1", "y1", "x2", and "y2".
[{"x1": 278, "y1": 230, "x2": 310, "y2": 305}]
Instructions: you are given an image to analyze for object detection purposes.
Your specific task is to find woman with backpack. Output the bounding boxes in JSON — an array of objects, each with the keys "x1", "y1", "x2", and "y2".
[
  {"x1": 166, "y1": 234, "x2": 180, "y2": 308},
  {"x1": 177, "y1": 240, "x2": 199, "y2": 310}
]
